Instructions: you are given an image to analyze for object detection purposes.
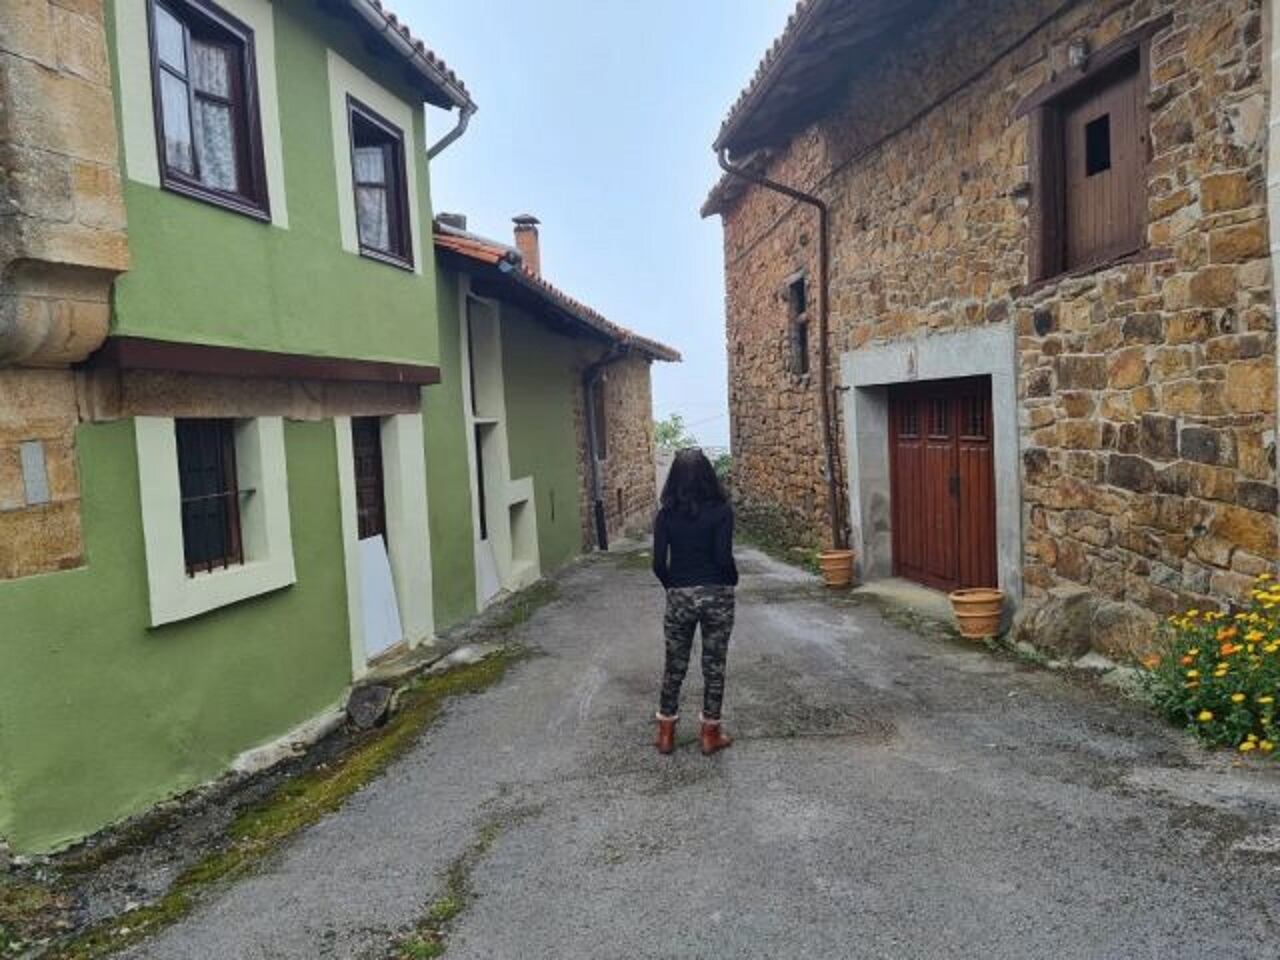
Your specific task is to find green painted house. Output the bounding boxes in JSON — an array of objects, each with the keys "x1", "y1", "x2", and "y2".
[{"x1": 0, "y1": 0, "x2": 675, "y2": 853}]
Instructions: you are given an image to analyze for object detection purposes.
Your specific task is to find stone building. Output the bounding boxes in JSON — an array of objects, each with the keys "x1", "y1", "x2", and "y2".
[{"x1": 705, "y1": 0, "x2": 1280, "y2": 636}]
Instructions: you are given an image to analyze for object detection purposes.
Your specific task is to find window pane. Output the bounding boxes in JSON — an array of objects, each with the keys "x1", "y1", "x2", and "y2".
[
  {"x1": 176, "y1": 419, "x2": 240, "y2": 572},
  {"x1": 160, "y1": 70, "x2": 194, "y2": 174},
  {"x1": 155, "y1": 5, "x2": 186, "y2": 71},
  {"x1": 193, "y1": 97, "x2": 239, "y2": 191},
  {"x1": 191, "y1": 40, "x2": 232, "y2": 97},
  {"x1": 356, "y1": 185, "x2": 390, "y2": 251},
  {"x1": 353, "y1": 144, "x2": 386, "y2": 186}
]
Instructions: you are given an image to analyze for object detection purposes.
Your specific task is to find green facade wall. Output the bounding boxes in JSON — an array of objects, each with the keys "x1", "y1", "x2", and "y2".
[
  {"x1": 0, "y1": 420, "x2": 351, "y2": 852},
  {"x1": 501, "y1": 308, "x2": 585, "y2": 574},
  {"x1": 424, "y1": 269, "x2": 478, "y2": 630},
  {"x1": 105, "y1": 0, "x2": 439, "y2": 365}
]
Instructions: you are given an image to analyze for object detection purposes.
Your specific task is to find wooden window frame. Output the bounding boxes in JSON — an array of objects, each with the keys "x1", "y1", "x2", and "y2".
[
  {"x1": 1017, "y1": 15, "x2": 1171, "y2": 284},
  {"x1": 146, "y1": 0, "x2": 270, "y2": 221},
  {"x1": 175, "y1": 418, "x2": 244, "y2": 575},
  {"x1": 346, "y1": 95, "x2": 414, "y2": 271}
]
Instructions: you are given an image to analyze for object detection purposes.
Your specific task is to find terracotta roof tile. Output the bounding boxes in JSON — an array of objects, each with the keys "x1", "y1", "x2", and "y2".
[
  {"x1": 354, "y1": 0, "x2": 473, "y2": 109},
  {"x1": 433, "y1": 227, "x2": 680, "y2": 363}
]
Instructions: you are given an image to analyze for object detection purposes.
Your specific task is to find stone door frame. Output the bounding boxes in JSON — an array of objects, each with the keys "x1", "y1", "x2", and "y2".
[{"x1": 839, "y1": 324, "x2": 1023, "y2": 604}]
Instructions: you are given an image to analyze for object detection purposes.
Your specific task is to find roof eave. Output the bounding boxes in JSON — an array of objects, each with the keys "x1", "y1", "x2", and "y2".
[{"x1": 345, "y1": 0, "x2": 475, "y2": 111}]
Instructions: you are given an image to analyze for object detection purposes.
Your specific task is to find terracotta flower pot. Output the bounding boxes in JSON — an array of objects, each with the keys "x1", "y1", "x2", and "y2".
[
  {"x1": 949, "y1": 587, "x2": 1005, "y2": 639},
  {"x1": 818, "y1": 549, "x2": 855, "y2": 589}
]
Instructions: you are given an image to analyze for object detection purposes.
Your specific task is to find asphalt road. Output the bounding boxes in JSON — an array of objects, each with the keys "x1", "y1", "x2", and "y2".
[{"x1": 129, "y1": 548, "x2": 1280, "y2": 959}]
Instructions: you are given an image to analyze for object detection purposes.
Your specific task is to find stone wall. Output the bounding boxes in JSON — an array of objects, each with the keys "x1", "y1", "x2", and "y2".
[
  {"x1": 0, "y1": 0, "x2": 128, "y2": 579},
  {"x1": 716, "y1": 0, "x2": 1276, "y2": 614},
  {"x1": 574, "y1": 353, "x2": 660, "y2": 549}
]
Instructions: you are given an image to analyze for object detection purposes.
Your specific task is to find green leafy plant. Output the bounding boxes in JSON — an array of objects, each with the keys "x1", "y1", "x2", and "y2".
[
  {"x1": 1140, "y1": 573, "x2": 1279, "y2": 757},
  {"x1": 654, "y1": 414, "x2": 698, "y2": 451}
]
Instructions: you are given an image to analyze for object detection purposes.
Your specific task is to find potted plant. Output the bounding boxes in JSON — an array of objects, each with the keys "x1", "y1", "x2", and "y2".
[
  {"x1": 818, "y1": 548, "x2": 855, "y2": 588},
  {"x1": 949, "y1": 587, "x2": 1005, "y2": 639}
]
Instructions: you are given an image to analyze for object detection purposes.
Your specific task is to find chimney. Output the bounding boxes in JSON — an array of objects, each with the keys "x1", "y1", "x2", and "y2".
[
  {"x1": 436, "y1": 212, "x2": 467, "y2": 231},
  {"x1": 512, "y1": 214, "x2": 541, "y2": 276}
]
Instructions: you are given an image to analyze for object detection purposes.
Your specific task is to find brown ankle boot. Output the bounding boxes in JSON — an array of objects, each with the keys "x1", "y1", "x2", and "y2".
[
  {"x1": 700, "y1": 714, "x2": 733, "y2": 755},
  {"x1": 655, "y1": 714, "x2": 677, "y2": 755}
]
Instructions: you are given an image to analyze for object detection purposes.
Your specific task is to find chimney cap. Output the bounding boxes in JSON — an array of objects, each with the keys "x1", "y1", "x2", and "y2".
[
  {"x1": 512, "y1": 214, "x2": 541, "y2": 228},
  {"x1": 436, "y1": 212, "x2": 468, "y2": 230}
]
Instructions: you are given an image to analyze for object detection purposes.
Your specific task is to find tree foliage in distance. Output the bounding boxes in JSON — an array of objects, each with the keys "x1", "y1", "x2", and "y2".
[{"x1": 654, "y1": 414, "x2": 698, "y2": 451}]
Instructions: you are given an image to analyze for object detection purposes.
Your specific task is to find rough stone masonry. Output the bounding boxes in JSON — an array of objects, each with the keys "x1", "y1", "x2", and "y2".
[{"x1": 710, "y1": 0, "x2": 1278, "y2": 635}]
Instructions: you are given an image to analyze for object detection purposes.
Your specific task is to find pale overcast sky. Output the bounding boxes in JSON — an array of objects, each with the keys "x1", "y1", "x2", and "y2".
[{"x1": 408, "y1": 1, "x2": 796, "y2": 448}]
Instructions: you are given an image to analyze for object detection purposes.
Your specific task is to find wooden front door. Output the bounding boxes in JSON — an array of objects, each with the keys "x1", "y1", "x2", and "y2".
[
  {"x1": 352, "y1": 417, "x2": 387, "y2": 541},
  {"x1": 889, "y1": 377, "x2": 997, "y2": 592}
]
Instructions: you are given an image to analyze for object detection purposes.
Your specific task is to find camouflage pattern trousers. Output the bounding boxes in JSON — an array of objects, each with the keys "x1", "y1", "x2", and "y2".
[{"x1": 659, "y1": 585, "x2": 736, "y2": 720}]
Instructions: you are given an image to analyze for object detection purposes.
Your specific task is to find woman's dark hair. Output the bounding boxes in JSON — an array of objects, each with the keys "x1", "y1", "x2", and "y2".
[{"x1": 660, "y1": 447, "x2": 728, "y2": 516}]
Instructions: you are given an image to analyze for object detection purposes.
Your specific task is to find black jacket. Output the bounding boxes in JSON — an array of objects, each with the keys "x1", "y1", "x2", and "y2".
[{"x1": 652, "y1": 502, "x2": 739, "y2": 589}]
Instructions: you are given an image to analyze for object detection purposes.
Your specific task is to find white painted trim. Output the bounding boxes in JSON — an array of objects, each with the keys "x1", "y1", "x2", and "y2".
[
  {"x1": 458, "y1": 282, "x2": 542, "y2": 607},
  {"x1": 840, "y1": 324, "x2": 1023, "y2": 603},
  {"x1": 326, "y1": 49, "x2": 423, "y2": 274},
  {"x1": 115, "y1": 0, "x2": 289, "y2": 227},
  {"x1": 381, "y1": 413, "x2": 434, "y2": 644},
  {"x1": 334, "y1": 417, "x2": 367, "y2": 680},
  {"x1": 335, "y1": 414, "x2": 435, "y2": 678},
  {"x1": 136, "y1": 416, "x2": 296, "y2": 626}
]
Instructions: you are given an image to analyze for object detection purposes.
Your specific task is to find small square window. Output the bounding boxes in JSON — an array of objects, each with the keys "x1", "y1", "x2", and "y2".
[
  {"x1": 1085, "y1": 114, "x2": 1111, "y2": 176},
  {"x1": 148, "y1": 0, "x2": 269, "y2": 219},
  {"x1": 348, "y1": 97, "x2": 412, "y2": 268}
]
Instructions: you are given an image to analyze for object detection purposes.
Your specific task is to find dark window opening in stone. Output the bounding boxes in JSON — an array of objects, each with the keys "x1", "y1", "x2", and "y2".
[
  {"x1": 1085, "y1": 114, "x2": 1111, "y2": 177},
  {"x1": 790, "y1": 319, "x2": 810, "y2": 376},
  {"x1": 787, "y1": 276, "x2": 807, "y2": 318}
]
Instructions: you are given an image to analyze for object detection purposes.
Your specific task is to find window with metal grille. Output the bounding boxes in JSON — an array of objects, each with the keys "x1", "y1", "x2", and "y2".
[
  {"x1": 148, "y1": 0, "x2": 268, "y2": 218},
  {"x1": 348, "y1": 96, "x2": 412, "y2": 268},
  {"x1": 176, "y1": 418, "x2": 243, "y2": 574}
]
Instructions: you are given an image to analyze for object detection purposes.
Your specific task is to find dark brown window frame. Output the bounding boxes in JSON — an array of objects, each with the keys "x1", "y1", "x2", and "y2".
[
  {"x1": 1017, "y1": 15, "x2": 1171, "y2": 285},
  {"x1": 346, "y1": 95, "x2": 414, "y2": 271},
  {"x1": 176, "y1": 418, "x2": 244, "y2": 576},
  {"x1": 145, "y1": 0, "x2": 271, "y2": 221}
]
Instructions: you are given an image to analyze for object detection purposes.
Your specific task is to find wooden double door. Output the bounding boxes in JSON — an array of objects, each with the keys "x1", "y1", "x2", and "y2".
[{"x1": 888, "y1": 376, "x2": 997, "y2": 593}]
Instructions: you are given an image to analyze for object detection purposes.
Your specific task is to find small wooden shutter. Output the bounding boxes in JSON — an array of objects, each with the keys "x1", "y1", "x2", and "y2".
[{"x1": 1062, "y1": 55, "x2": 1143, "y2": 269}]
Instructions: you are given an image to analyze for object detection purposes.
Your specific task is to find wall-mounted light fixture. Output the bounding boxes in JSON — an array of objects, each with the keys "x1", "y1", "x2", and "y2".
[{"x1": 1068, "y1": 38, "x2": 1090, "y2": 71}]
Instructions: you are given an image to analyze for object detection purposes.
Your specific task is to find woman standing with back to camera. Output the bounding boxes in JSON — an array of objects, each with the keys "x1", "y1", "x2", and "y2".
[{"x1": 651, "y1": 447, "x2": 738, "y2": 756}]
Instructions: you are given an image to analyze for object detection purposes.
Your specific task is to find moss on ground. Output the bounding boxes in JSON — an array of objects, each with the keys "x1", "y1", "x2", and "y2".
[
  {"x1": 735, "y1": 500, "x2": 821, "y2": 574},
  {"x1": 610, "y1": 548, "x2": 654, "y2": 572},
  {"x1": 485, "y1": 581, "x2": 558, "y2": 633},
  {"x1": 0, "y1": 881, "x2": 72, "y2": 956},
  {"x1": 46, "y1": 649, "x2": 525, "y2": 960},
  {"x1": 389, "y1": 813, "x2": 533, "y2": 959}
]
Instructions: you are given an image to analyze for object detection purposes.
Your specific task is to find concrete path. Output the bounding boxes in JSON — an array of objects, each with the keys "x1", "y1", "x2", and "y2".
[{"x1": 129, "y1": 549, "x2": 1280, "y2": 959}]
